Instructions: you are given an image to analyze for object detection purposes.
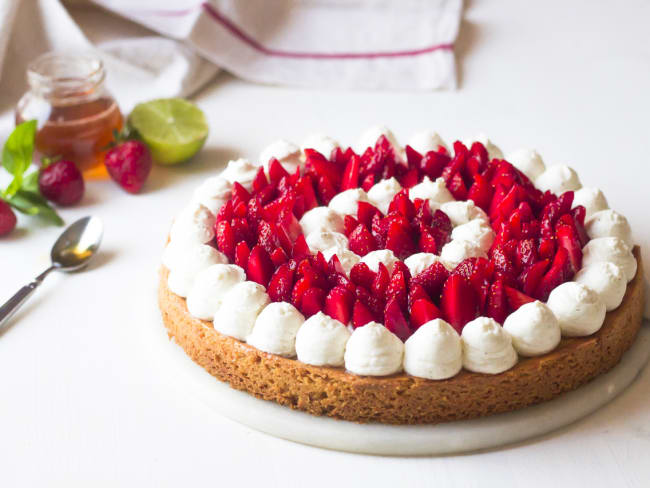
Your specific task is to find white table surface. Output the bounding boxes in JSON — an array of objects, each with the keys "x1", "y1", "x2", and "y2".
[{"x1": 1, "y1": 1, "x2": 650, "y2": 486}]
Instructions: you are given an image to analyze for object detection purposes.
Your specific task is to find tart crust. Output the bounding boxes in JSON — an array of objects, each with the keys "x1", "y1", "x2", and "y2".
[{"x1": 158, "y1": 248, "x2": 644, "y2": 425}]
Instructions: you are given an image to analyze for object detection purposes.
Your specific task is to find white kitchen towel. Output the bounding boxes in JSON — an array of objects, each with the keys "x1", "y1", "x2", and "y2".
[{"x1": 92, "y1": 0, "x2": 462, "y2": 91}]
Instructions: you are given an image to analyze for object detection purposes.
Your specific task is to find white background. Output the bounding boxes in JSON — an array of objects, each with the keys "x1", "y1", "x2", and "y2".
[{"x1": 1, "y1": 1, "x2": 650, "y2": 486}]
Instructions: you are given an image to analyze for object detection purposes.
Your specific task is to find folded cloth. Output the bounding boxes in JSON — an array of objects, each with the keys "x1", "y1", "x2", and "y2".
[{"x1": 92, "y1": 0, "x2": 462, "y2": 91}]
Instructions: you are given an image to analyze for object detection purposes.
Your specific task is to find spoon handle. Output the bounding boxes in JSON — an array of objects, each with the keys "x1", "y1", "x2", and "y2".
[{"x1": 0, "y1": 267, "x2": 56, "y2": 329}]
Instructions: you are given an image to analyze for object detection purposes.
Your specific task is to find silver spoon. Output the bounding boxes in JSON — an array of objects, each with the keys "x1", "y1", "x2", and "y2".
[{"x1": 0, "y1": 216, "x2": 103, "y2": 328}]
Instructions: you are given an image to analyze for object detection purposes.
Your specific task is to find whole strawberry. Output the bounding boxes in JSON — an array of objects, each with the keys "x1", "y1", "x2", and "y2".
[
  {"x1": 38, "y1": 159, "x2": 85, "y2": 206},
  {"x1": 0, "y1": 199, "x2": 17, "y2": 236},
  {"x1": 104, "y1": 140, "x2": 152, "y2": 194}
]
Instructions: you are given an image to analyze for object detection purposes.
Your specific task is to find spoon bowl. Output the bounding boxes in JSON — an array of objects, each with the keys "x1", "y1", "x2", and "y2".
[{"x1": 51, "y1": 216, "x2": 103, "y2": 270}]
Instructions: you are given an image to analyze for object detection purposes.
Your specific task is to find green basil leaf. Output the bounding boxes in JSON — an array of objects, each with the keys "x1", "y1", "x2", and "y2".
[
  {"x1": 21, "y1": 170, "x2": 40, "y2": 194},
  {"x1": 2, "y1": 120, "x2": 37, "y2": 198},
  {"x1": 6, "y1": 189, "x2": 64, "y2": 226}
]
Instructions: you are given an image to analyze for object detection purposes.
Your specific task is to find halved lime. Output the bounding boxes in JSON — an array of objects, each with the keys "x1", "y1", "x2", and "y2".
[{"x1": 129, "y1": 98, "x2": 209, "y2": 165}]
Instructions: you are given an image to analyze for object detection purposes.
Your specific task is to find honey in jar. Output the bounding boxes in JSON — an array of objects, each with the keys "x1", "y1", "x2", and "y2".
[{"x1": 15, "y1": 53, "x2": 123, "y2": 178}]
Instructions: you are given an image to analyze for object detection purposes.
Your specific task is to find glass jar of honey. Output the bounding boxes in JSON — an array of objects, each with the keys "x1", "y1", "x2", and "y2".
[{"x1": 15, "y1": 52, "x2": 123, "y2": 178}]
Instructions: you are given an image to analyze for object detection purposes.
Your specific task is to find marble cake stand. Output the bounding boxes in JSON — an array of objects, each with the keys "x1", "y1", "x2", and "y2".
[{"x1": 144, "y1": 294, "x2": 650, "y2": 456}]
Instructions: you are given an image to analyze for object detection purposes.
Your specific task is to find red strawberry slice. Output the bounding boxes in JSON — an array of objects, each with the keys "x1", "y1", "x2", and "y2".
[
  {"x1": 291, "y1": 276, "x2": 312, "y2": 308},
  {"x1": 440, "y1": 274, "x2": 479, "y2": 333},
  {"x1": 357, "y1": 201, "x2": 382, "y2": 226},
  {"x1": 505, "y1": 286, "x2": 535, "y2": 311},
  {"x1": 556, "y1": 223, "x2": 583, "y2": 274},
  {"x1": 234, "y1": 241, "x2": 250, "y2": 268},
  {"x1": 372, "y1": 263, "x2": 390, "y2": 300},
  {"x1": 231, "y1": 181, "x2": 251, "y2": 207},
  {"x1": 419, "y1": 151, "x2": 450, "y2": 179},
  {"x1": 294, "y1": 175, "x2": 318, "y2": 212},
  {"x1": 538, "y1": 237, "x2": 556, "y2": 260},
  {"x1": 291, "y1": 234, "x2": 311, "y2": 260},
  {"x1": 268, "y1": 263, "x2": 295, "y2": 302},
  {"x1": 535, "y1": 247, "x2": 570, "y2": 301},
  {"x1": 270, "y1": 247, "x2": 289, "y2": 267},
  {"x1": 300, "y1": 287, "x2": 326, "y2": 317},
  {"x1": 385, "y1": 220, "x2": 416, "y2": 259},
  {"x1": 411, "y1": 261, "x2": 450, "y2": 299},
  {"x1": 343, "y1": 215, "x2": 359, "y2": 236},
  {"x1": 431, "y1": 209, "x2": 452, "y2": 233},
  {"x1": 467, "y1": 173, "x2": 493, "y2": 211},
  {"x1": 384, "y1": 298, "x2": 412, "y2": 341},
  {"x1": 446, "y1": 172, "x2": 468, "y2": 200},
  {"x1": 352, "y1": 300, "x2": 375, "y2": 328},
  {"x1": 386, "y1": 266, "x2": 408, "y2": 311},
  {"x1": 268, "y1": 157, "x2": 290, "y2": 183},
  {"x1": 257, "y1": 220, "x2": 280, "y2": 253},
  {"x1": 490, "y1": 244, "x2": 517, "y2": 281},
  {"x1": 340, "y1": 154, "x2": 361, "y2": 190},
  {"x1": 408, "y1": 283, "x2": 430, "y2": 309},
  {"x1": 246, "y1": 245, "x2": 274, "y2": 287},
  {"x1": 486, "y1": 279, "x2": 508, "y2": 324},
  {"x1": 515, "y1": 238, "x2": 538, "y2": 269},
  {"x1": 355, "y1": 286, "x2": 384, "y2": 319},
  {"x1": 348, "y1": 223, "x2": 378, "y2": 256},
  {"x1": 399, "y1": 167, "x2": 419, "y2": 189},
  {"x1": 519, "y1": 259, "x2": 550, "y2": 296},
  {"x1": 252, "y1": 167, "x2": 268, "y2": 193},
  {"x1": 305, "y1": 149, "x2": 342, "y2": 188},
  {"x1": 387, "y1": 189, "x2": 415, "y2": 220},
  {"x1": 216, "y1": 200, "x2": 234, "y2": 224},
  {"x1": 418, "y1": 228, "x2": 438, "y2": 254},
  {"x1": 215, "y1": 220, "x2": 236, "y2": 260},
  {"x1": 410, "y1": 298, "x2": 442, "y2": 329},
  {"x1": 361, "y1": 173, "x2": 375, "y2": 191},
  {"x1": 324, "y1": 286, "x2": 355, "y2": 324},
  {"x1": 470, "y1": 141, "x2": 489, "y2": 166},
  {"x1": 405, "y1": 145, "x2": 423, "y2": 170},
  {"x1": 316, "y1": 175, "x2": 337, "y2": 205},
  {"x1": 571, "y1": 205, "x2": 586, "y2": 226},
  {"x1": 350, "y1": 262, "x2": 376, "y2": 289}
]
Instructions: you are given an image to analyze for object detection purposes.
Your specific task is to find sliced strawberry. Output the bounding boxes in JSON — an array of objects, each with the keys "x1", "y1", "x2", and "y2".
[
  {"x1": 300, "y1": 287, "x2": 326, "y2": 317},
  {"x1": 361, "y1": 173, "x2": 375, "y2": 192},
  {"x1": 340, "y1": 154, "x2": 361, "y2": 190},
  {"x1": 411, "y1": 261, "x2": 450, "y2": 299},
  {"x1": 234, "y1": 241, "x2": 250, "y2": 268},
  {"x1": 446, "y1": 172, "x2": 468, "y2": 200},
  {"x1": 399, "y1": 167, "x2": 419, "y2": 189},
  {"x1": 385, "y1": 220, "x2": 416, "y2": 259},
  {"x1": 324, "y1": 286, "x2": 355, "y2": 324},
  {"x1": 270, "y1": 247, "x2": 288, "y2": 267},
  {"x1": 486, "y1": 279, "x2": 508, "y2": 324},
  {"x1": 268, "y1": 263, "x2": 295, "y2": 302},
  {"x1": 408, "y1": 283, "x2": 430, "y2": 309},
  {"x1": 405, "y1": 145, "x2": 423, "y2": 170},
  {"x1": 571, "y1": 205, "x2": 586, "y2": 226},
  {"x1": 440, "y1": 274, "x2": 479, "y2": 333},
  {"x1": 352, "y1": 300, "x2": 375, "y2": 328},
  {"x1": 515, "y1": 238, "x2": 537, "y2": 269},
  {"x1": 294, "y1": 175, "x2": 318, "y2": 212},
  {"x1": 418, "y1": 228, "x2": 438, "y2": 254},
  {"x1": 355, "y1": 286, "x2": 385, "y2": 319},
  {"x1": 350, "y1": 262, "x2": 376, "y2": 289},
  {"x1": 470, "y1": 141, "x2": 489, "y2": 166},
  {"x1": 538, "y1": 237, "x2": 556, "y2": 260},
  {"x1": 490, "y1": 244, "x2": 517, "y2": 281},
  {"x1": 519, "y1": 259, "x2": 550, "y2": 296},
  {"x1": 535, "y1": 247, "x2": 570, "y2": 301},
  {"x1": 305, "y1": 149, "x2": 342, "y2": 188},
  {"x1": 384, "y1": 298, "x2": 412, "y2": 341},
  {"x1": 291, "y1": 276, "x2": 312, "y2": 308},
  {"x1": 216, "y1": 200, "x2": 234, "y2": 224},
  {"x1": 316, "y1": 175, "x2": 337, "y2": 205},
  {"x1": 246, "y1": 196, "x2": 262, "y2": 225},
  {"x1": 252, "y1": 167, "x2": 268, "y2": 193},
  {"x1": 215, "y1": 220, "x2": 236, "y2": 260},
  {"x1": 257, "y1": 220, "x2": 280, "y2": 253},
  {"x1": 348, "y1": 223, "x2": 378, "y2": 256},
  {"x1": 431, "y1": 209, "x2": 452, "y2": 234},
  {"x1": 268, "y1": 157, "x2": 290, "y2": 183},
  {"x1": 357, "y1": 201, "x2": 381, "y2": 227},
  {"x1": 467, "y1": 173, "x2": 493, "y2": 211},
  {"x1": 419, "y1": 150, "x2": 450, "y2": 179},
  {"x1": 556, "y1": 223, "x2": 583, "y2": 274},
  {"x1": 505, "y1": 286, "x2": 535, "y2": 311},
  {"x1": 263, "y1": 189, "x2": 296, "y2": 222},
  {"x1": 343, "y1": 215, "x2": 359, "y2": 236},
  {"x1": 372, "y1": 263, "x2": 390, "y2": 300},
  {"x1": 291, "y1": 234, "x2": 311, "y2": 260},
  {"x1": 410, "y1": 298, "x2": 442, "y2": 329},
  {"x1": 386, "y1": 266, "x2": 408, "y2": 311},
  {"x1": 231, "y1": 181, "x2": 251, "y2": 208},
  {"x1": 387, "y1": 189, "x2": 415, "y2": 220},
  {"x1": 246, "y1": 245, "x2": 274, "y2": 287}
]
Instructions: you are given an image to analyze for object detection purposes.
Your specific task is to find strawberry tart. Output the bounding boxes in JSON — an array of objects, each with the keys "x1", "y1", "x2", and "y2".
[{"x1": 158, "y1": 127, "x2": 644, "y2": 424}]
